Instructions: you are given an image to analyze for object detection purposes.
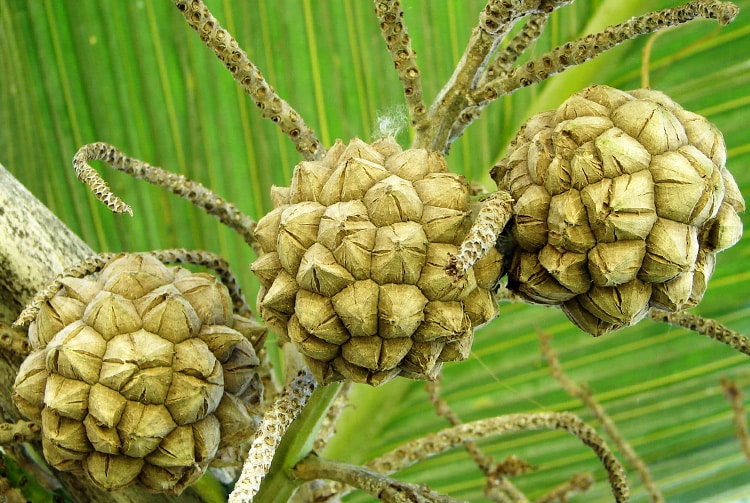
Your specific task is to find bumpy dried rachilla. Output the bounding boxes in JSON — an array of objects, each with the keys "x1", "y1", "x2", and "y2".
[
  {"x1": 488, "y1": 85, "x2": 744, "y2": 335},
  {"x1": 251, "y1": 137, "x2": 503, "y2": 386},
  {"x1": 12, "y1": 253, "x2": 266, "y2": 493}
]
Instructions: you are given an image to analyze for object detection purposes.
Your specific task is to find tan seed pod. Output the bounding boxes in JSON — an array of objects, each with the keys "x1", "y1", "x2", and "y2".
[
  {"x1": 331, "y1": 279, "x2": 380, "y2": 338},
  {"x1": 44, "y1": 320, "x2": 106, "y2": 385},
  {"x1": 288, "y1": 315, "x2": 340, "y2": 362},
  {"x1": 254, "y1": 205, "x2": 288, "y2": 254},
  {"x1": 296, "y1": 243, "x2": 355, "y2": 297},
  {"x1": 277, "y1": 201, "x2": 326, "y2": 275},
  {"x1": 364, "y1": 175, "x2": 423, "y2": 226},
  {"x1": 270, "y1": 185, "x2": 291, "y2": 208},
  {"x1": 31, "y1": 296, "x2": 87, "y2": 348},
  {"x1": 513, "y1": 184, "x2": 551, "y2": 251},
  {"x1": 587, "y1": 241, "x2": 646, "y2": 287},
  {"x1": 83, "y1": 452, "x2": 143, "y2": 490},
  {"x1": 12, "y1": 350, "x2": 47, "y2": 421},
  {"x1": 289, "y1": 161, "x2": 333, "y2": 203},
  {"x1": 537, "y1": 245, "x2": 590, "y2": 294},
  {"x1": 701, "y1": 202, "x2": 744, "y2": 252},
  {"x1": 610, "y1": 99, "x2": 688, "y2": 154},
  {"x1": 371, "y1": 222, "x2": 428, "y2": 285},
  {"x1": 295, "y1": 290, "x2": 348, "y2": 344}
]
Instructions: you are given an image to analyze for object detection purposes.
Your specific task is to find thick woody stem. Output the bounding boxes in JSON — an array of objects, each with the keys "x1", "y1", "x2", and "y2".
[
  {"x1": 14, "y1": 253, "x2": 117, "y2": 328},
  {"x1": 720, "y1": 378, "x2": 750, "y2": 463},
  {"x1": 366, "y1": 412, "x2": 629, "y2": 502},
  {"x1": 539, "y1": 332, "x2": 664, "y2": 503},
  {"x1": 293, "y1": 454, "x2": 461, "y2": 503},
  {"x1": 0, "y1": 420, "x2": 40, "y2": 445},
  {"x1": 150, "y1": 249, "x2": 251, "y2": 317},
  {"x1": 229, "y1": 370, "x2": 317, "y2": 503},
  {"x1": 647, "y1": 310, "x2": 750, "y2": 356},
  {"x1": 374, "y1": 0, "x2": 427, "y2": 125},
  {"x1": 172, "y1": 0, "x2": 324, "y2": 160},
  {"x1": 447, "y1": 190, "x2": 513, "y2": 278},
  {"x1": 413, "y1": 0, "x2": 571, "y2": 152},
  {"x1": 445, "y1": 0, "x2": 739, "y2": 150},
  {"x1": 73, "y1": 142, "x2": 257, "y2": 248}
]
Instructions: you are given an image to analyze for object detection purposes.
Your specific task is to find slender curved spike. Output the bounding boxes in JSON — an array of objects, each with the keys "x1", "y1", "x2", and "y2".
[
  {"x1": 373, "y1": 0, "x2": 427, "y2": 125},
  {"x1": 0, "y1": 420, "x2": 41, "y2": 445},
  {"x1": 229, "y1": 369, "x2": 317, "y2": 503},
  {"x1": 720, "y1": 379, "x2": 750, "y2": 464},
  {"x1": 172, "y1": 0, "x2": 324, "y2": 160},
  {"x1": 540, "y1": 332, "x2": 664, "y2": 503},
  {"x1": 366, "y1": 411, "x2": 629, "y2": 503},
  {"x1": 447, "y1": 190, "x2": 513, "y2": 279},
  {"x1": 73, "y1": 142, "x2": 257, "y2": 247},
  {"x1": 648, "y1": 310, "x2": 750, "y2": 356},
  {"x1": 294, "y1": 454, "x2": 462, "y2": 503},
  {"x1": 412, "y1": 0, "x2": 572, "y2": 151},
  {"x1": 148, "y1": 249, "x2": 251, "y2": 317},
  {"x1": 443, "y1": 0, "x2": 739, "y2": 150},
  {"x1": 13, "y1": 252, "x2": 117, "y2": 328},
  {"x1": 479, "y1": 12, "x2": 549, "y2": 86}
]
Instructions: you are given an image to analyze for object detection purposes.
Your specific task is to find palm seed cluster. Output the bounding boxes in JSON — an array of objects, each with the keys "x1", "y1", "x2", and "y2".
[
  {"x1": 13, "y1": 254, "x2": 266, "y2": 493},
  {"x1": 494, "y1": 85, "x2": 744, "y2": 334},
  {"x1": 251, "y1": 137, "x2": 502, "y2": 386}
]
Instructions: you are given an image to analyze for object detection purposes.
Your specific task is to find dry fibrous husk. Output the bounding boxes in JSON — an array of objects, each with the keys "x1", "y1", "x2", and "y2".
[
  {"x1": 251, "y1": 137, "x2": 502, "y2": 385},
  {"x1": 13, "y1": 253, "x2": 267, "y2": 494},
  {"x1": 493, "y1": 85, "x2": 744, "y2": 335}
]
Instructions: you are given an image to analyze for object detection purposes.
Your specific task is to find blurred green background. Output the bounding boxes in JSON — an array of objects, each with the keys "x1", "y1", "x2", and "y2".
[{"x1": 1, "y1": 1, "x2": 749, "y2": 501}]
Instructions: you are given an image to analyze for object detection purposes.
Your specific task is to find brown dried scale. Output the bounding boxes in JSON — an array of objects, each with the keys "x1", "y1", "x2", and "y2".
[
  {"x1": 492, "y1": 84, "x2": 744, "y2": 335},
  {"x1": 12, "y1": 253, "x2": 267, "y2": 494},
  {"x1": 251, "y1": 137, "x2": 503, "y2": 385}
]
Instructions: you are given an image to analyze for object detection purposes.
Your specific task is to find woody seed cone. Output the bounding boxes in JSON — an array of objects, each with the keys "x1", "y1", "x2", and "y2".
[
  {"x1": 251, "y1": 138, "x2": 501, "y2": 385},
  {"x1": 492, "y1": 84, "x2": 744, "y2": 335},
  {"x1": 13, "y1": 254, "x2": 266, "y2": 493}
]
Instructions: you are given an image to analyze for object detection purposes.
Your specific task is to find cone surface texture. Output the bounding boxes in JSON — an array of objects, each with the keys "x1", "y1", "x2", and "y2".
[
  {"x1": 13, "y1": 254, "x2": 266, "y2": 493},
  {"x1": 492, "y1": 85, "x2": 744, "y2": 335},
  {"x1": 252, "y1": 137, "x2": 501, "y2": 385}
]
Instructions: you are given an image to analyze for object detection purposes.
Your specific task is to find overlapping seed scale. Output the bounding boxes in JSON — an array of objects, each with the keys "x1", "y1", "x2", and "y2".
[
  {"x1": 494, "y1": 85, "x2": 743, "y2": 335},
  {"x1": 15, "y1": 254, "x2": 262, "y2": 493},
  {"x1": 252, "y1": 138, "x2": 502, "y2": 385}
]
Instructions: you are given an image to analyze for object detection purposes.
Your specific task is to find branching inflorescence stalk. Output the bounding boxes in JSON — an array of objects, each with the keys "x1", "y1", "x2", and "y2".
[
  {"x1": 366, "y1": 411, "x2": 630, "y2": 502},
  {"x1": 413, "y1": 0, "x2": 738, "y2": 154},
  {"x1": 172, "y1": 0, "x2": 325, "y2": 160},
  {"x1": 73, "y1": 142, "x2": 258, "y2": 248}
]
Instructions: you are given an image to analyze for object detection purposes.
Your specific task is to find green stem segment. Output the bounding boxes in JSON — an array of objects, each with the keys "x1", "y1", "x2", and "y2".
[{"x1": 253, "y1": 382, "x2": 343, "y2": 503}]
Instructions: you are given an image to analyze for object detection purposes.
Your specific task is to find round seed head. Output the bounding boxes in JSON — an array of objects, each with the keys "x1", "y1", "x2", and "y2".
[
  {"x1": 252, "y1": 138, "x2": 500, "y2": 385},
  {"x1": 494, "y1": 85, "x2": 744, "y2": 335},
  {"x1": 13, "y1": 253, "x2": 265, "y2": 493}
]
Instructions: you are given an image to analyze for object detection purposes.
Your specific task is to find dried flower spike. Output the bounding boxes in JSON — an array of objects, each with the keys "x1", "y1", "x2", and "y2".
[
  {"x1": 12, "y1": 252, "x2": 266, "y2": 494},
  {"x1": 492, "y1": 85, "x2": 744, "y2": 335},
  {"x1": 74, "y1": 143, "x2": 257, "y2": 247},
  {"x1": 172, "y1": 0, "x2": 324, "y2": 159}
]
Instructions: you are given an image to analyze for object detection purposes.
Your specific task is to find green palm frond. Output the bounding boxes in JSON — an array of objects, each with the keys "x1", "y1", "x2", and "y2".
[{"x1": 1, "y1": 1, "x2": 748, "y2": 501}]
